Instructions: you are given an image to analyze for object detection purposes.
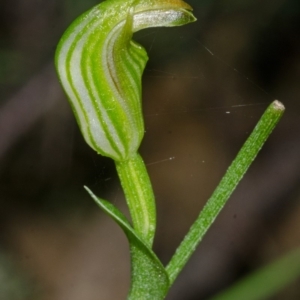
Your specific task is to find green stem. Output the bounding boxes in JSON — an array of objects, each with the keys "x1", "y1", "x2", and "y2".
[
  {"x1": 166, "y1": 100, "x2": 285, "y2": 284},
  {"x1": 115, "y1": 152, "x2": 156, "y2": 247}
]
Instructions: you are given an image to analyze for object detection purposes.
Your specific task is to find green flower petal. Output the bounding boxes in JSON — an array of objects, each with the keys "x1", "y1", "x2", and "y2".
[{"x1": 55, "y1": 0, "x2": 196, "y2": 161}]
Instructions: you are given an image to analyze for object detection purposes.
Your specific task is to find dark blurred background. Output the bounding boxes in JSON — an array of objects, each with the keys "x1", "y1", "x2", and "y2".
[{"x1": 1, "y1": 0, "x2": 300, "y2": 299}]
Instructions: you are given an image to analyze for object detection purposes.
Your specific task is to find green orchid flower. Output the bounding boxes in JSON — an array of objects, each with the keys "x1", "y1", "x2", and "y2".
[{"x1": 55, "y1": 0, "x2": 196, "y2": 161}]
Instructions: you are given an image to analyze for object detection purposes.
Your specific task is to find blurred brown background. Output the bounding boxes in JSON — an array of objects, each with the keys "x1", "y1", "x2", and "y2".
[{"x1": 1, "y1": 0, "x2": 300, "y2": 299}]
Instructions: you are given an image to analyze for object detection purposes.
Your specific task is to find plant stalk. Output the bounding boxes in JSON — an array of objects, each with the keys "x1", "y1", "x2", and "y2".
[{"x1": 115, "y1": 153, "x2": 156, "y2": 247}]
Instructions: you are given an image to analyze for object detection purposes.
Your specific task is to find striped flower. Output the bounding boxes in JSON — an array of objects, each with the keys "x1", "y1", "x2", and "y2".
[{"x1": 55, "y1": 0, "x2": 196, "y2": 161}]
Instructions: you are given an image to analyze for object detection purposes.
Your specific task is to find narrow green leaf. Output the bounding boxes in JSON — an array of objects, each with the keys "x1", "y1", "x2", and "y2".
[
  {"x1": 85, "y1": 187, "x2": 170, "y2": 300},
  {"x1": 210, "y1": 248, "x2": 300, "y2": 300},
  {"x1": 166, "y1": 100, "x2": 285, "y2": 284}
]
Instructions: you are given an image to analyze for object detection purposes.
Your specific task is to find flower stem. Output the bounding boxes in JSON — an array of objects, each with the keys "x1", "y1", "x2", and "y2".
[
  {"x1": 115, "y1": 153, "x2": 156, "y2": 247},
  {"x1": 166, "y1": 100, "x2": 285, "y2": 284}
]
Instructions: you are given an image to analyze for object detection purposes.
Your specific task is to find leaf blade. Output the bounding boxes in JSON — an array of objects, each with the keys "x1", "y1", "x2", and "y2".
[
  {"x1": 210, "y1": 248, "x2": 300, "y2": 300},
  {"x1": 85, "y1": 186, "x2": 170, "y2": 300}
]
